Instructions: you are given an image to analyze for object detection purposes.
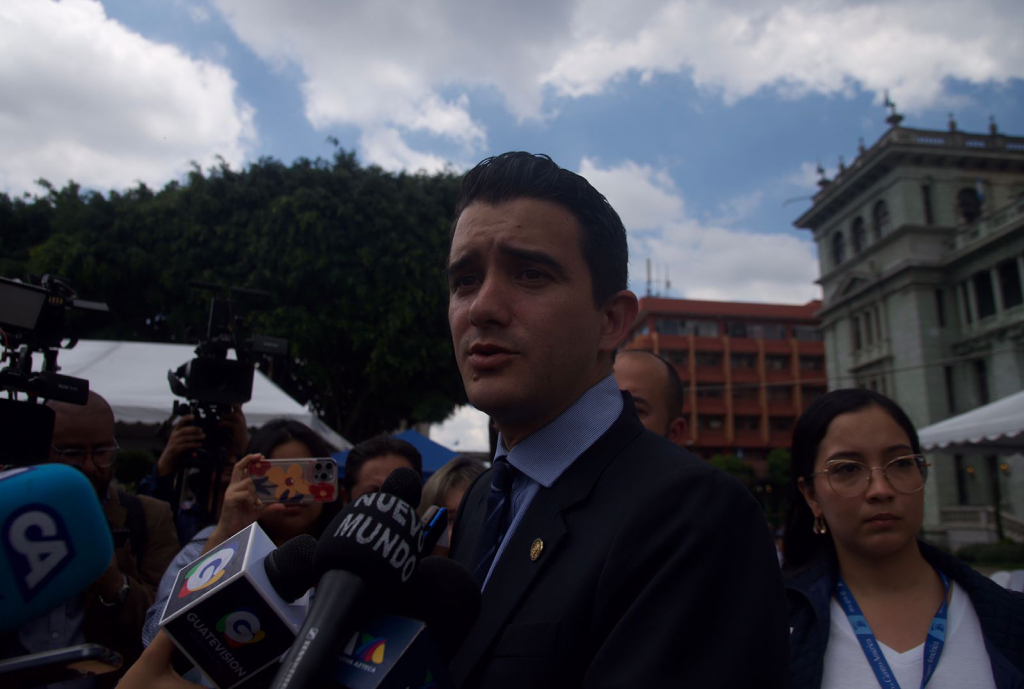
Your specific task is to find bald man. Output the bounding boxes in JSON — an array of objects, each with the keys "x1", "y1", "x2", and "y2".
[
  {"x1": 614, "y1": 350, "x2": 688, "y2": 445},
  {"x1": 2, "y1": 392, "x2": 179, "y2": 687}
]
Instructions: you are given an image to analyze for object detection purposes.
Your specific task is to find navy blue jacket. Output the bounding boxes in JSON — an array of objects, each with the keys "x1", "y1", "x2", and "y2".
[{"x1": 785, "y1": 542, "x2": 1024, "y2": 689}]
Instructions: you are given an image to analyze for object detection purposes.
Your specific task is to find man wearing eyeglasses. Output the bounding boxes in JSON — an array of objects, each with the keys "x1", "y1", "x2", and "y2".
[{"x1": 7, "y1": 391, "x2": 179, "y2": 687}]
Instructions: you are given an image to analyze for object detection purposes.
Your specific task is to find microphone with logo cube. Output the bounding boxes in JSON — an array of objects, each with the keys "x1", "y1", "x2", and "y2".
[{"x1": 159, "y1": 523, "x2": 312, "y2": 689}]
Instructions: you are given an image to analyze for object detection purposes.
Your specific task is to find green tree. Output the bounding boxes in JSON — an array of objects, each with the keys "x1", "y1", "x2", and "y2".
[{"x1": 709, "y1": 454, "x2": 756, "y2": 488}]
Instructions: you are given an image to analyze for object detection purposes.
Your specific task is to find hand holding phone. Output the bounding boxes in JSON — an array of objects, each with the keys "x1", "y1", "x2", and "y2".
[{"x1": 247, "y1": 457, "x2": 338, "y2": 503}]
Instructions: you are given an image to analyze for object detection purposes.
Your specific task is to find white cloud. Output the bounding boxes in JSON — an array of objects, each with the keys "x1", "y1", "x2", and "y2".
[
  {"x1": 204, "y1": 0, "x2": 1022, "y2": 173},
  {"x1": 545, "y1": 0, "x2": 1024, "y2": 112},
  {"x1": 359, "y1": 128, "x2": 452, "y2": 174},
  {"x1": 579, "y1": 157, "x2": 821, "y2": 303},
  {"x1": 0, "y1": 0, "x2": 254, "y2": 195},
  {"x1": 429, "y1": 404, "x2": 491, "y2": 452},
  {"x1": 710, "y1": 190, "x2": 764, "y2": 226}
]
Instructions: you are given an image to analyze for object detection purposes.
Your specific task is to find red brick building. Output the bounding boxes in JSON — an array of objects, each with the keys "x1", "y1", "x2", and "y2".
[{"x1": 624, "y1": 297, "x2": 825, "y2": 473}]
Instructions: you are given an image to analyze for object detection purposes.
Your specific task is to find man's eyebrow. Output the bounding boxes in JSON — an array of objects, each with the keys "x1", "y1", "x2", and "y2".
[
  {"x1": 446, "y1": 253, "x2": 476, "y2": 280},
  {"x1": 499, "y1": 245, "x2": 569, "y2": 279}
]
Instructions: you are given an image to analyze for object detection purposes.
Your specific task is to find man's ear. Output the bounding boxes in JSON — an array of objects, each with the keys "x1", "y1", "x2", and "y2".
[
  {"x1": 598, "y1": 289, "x2": 639, "y2": 354},
  {"x1": 668, "y1": 416, "x2": 688, "y2": 447},
  {"x1": 797, "y1": 477, "x2": 821, "y2": 517}
]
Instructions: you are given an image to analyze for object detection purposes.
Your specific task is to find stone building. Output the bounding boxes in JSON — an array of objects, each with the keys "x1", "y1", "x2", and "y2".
[{"x1": 793, "y1": 109, "x2": 1024, "y2": 547}]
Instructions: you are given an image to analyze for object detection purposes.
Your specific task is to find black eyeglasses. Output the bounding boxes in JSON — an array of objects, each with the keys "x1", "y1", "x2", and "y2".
[
  {"x1": 810, "y1": 454, "x2": 929, "y2": 497},
  {"x1": 51, "y1": 442, "x2": 120, "y2": 468}
]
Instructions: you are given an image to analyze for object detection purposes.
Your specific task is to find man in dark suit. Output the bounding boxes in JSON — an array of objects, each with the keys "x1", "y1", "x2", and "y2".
[{"x1": 445, "y1": 152, "x2": 789, "y2": 688}]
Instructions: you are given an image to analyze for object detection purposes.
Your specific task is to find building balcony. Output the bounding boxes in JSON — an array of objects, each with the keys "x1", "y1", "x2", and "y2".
[
  {"x1": 954, "y1": 196, "x2": 1024, "y2": 251},
  {"x1": 730, "y1": 368, "x2": 761, "y2": 384},
  {"x1": 693, "y1": 399, "x2": 728, "y2": 415},
  {"x1": 762, "y1": 340, "x2": 792, "y2": 354},
  {"x1": 694, "y1": 430, "x2": 728, "y2": 447},
  {"x1": 851, "y1": 339, "x2": 891, "y2": 370},
  {"x1": 693, "y1": 368, "x2": 726, "y2": 384},
  {"x1": 768, "y1": 431, "x2": 793, "y2": 449},
  {"x1": 732, "y1": 398, "x2": 763, "y2": 415},
  {"x1": 733, "y1": 431, "x2": 766, "y2": 448},
  {"x1": 764, "y1": 369, "x2": 793, "y2": 383}
]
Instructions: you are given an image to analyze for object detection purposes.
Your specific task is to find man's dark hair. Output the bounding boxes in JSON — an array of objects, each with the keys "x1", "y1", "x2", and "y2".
[
  {"x1": 343, "y1": 435, "x2": 423, "y2": 495},
  {"x1": 451, "y1": 152, "x2": 629, "y2": 306},
  {"x1": 782, "y1": 389, "x2": 921, "y2": 571},
  {"x1": 616, "y1": 350, "x2": 684, "y2": 419}
]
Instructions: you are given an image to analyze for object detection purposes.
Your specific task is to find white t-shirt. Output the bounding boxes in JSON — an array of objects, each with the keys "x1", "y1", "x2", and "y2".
[{"x1": 821, "y1": 581, "x2": 997, "y2": 689}]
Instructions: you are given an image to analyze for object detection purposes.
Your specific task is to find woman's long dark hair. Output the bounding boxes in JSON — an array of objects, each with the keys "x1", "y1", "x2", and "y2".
[
  {"x1": 245, "y1": 418, "x2": 343, "y2": 538},
  {"x1": 782, "y1": 389, "x2": 922, "y2": 571}
]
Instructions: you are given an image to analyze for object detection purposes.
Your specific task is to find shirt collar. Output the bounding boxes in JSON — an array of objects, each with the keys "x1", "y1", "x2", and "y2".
[{"x1": 494, "y1": 374, "x2": 623, "y2": 488}]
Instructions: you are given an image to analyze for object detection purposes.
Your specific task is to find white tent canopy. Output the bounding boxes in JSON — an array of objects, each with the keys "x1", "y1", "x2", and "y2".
[
  {"x1": 919, "y1": 390, "x2": 1024, "y2": 454},
  {"x1": 45, "y1": 340, "x2": 351, "y2": 450}
]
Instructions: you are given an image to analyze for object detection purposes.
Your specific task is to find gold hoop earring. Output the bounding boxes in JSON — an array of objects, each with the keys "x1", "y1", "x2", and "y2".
[{"x1": 813, "y1": 516, "x2": 828, "y2": 535}]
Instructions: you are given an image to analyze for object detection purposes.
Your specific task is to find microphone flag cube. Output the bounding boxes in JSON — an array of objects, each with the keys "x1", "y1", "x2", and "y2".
[
  {"x1": 332, "y1": 614, "x2": 454, "y2": 689},
  {"x1": 159, "y1": 523, "x2": 308, "y2": 688}
]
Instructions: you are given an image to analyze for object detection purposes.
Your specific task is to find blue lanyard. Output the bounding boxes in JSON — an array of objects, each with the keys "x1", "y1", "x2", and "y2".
[{"x1": 835, "y1": 571, "x2": 950, "y2": 689}]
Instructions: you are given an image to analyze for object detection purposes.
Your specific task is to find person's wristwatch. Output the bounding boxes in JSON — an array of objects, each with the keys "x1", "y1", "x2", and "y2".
[{"x1": 98, "y1": 574, "x2": 129, "y2": 607}]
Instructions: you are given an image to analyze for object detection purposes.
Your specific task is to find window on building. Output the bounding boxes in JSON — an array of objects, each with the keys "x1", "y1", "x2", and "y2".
[
  {"x1": 974, "y1": 360, "x2": 990, "y2": 405},
  {"x1": 730, "y1": 353, "x2": 757, "y2": 369},
  {"x1": 998, "y1": 259, "x2": 1023, "y2": 309},
  {"x1": 766, "y1": 386, "x2": 792, "y2": 402},
  {"x1": 852, "y1": 316, "x2": 862, "y2": 351},
  {"x1": 863, "y1": 311, "x2": 874, "y2": 345},
  {"x1": 935, "y1": 289, "x2": 946, "y2": 328},
  {"x1": 695, "y1": 352, "x2": 722, "y2": 368},
  {"x1": 958, "y1": 187, "x2": 982, "y2": 224},
  {"x1": 793, "y1": 325, "x2": 822, "y2": 341},
  {"x1": 973, "y1": 271, "x2": 997, "y2": 319},
  {"x1": 734, "y1": 415, "x2": 761, "y2": 432},
  {"x1": 852, "y1": 217, "x2": 866, "y2": 253},
  {"x1": 688, "y1": 320, "x2": 719, "y2": 337},
  {"x1": 770, "y1": 417, "x2": 794, "y2": 433},
  {"x1": 657, "y1": 318, "x2": 718, "y2": 337},
  {"x1": 872, "y1": 200, "x2": 890, "y2": 240},
  {"x1": 662, "y1": 349, "x2": 686, "y2": 365},
  {"x1": 726, "y1": 322, "x2": 747, "y2": 338},
  {"x1": 699, "y1": 415, "x2": 725, "y2": 431},
  {"x1": 954, "y1": 455, "x2": 968, "y2": 505},
  {"x1": 799, "y1": 356, "x2": 824, "y2": 370},
  {"x1": 832, "y1": 232, "x2": 846, "y2": 267},
  {"x1": 695, "y1": 385, "x2": 723, "y2": 398},
  {"x1": 944, "y1": 365, "x2": 956, "y2": 416},
  {"x1": 960, "y1": 283, "x2": 974, "y2": 324},
  {"x1": 921, "y1": 185, "x2": 934, "y2": 226},
  {"x1": 765, "y1": 355, "x2": 790, "y2": 370}
]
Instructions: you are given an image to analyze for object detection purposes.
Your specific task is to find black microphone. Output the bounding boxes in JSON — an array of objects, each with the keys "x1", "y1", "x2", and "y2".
[
  {"x1": 270, "y1": 468, "x2": 425, "y2": 689},
  {"x1": 264, "y1": 534, "x2": 318, "y2": 603},
  {"x1": 331, "y1": 556, "x2": 481, "y2": 688}
]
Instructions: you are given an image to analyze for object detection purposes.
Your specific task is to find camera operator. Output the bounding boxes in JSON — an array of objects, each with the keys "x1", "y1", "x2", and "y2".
[
  {"x1": 0, "y1": 391, "x2": 180, "y2": 688},
  {"x1": 137, "y1": 406, "x2": 250, "y2": 544}
]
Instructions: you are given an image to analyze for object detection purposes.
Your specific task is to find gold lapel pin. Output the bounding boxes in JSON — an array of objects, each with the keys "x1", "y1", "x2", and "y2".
[{"x1": 530, "y1": 538, "x2": 544, "y2": 561}]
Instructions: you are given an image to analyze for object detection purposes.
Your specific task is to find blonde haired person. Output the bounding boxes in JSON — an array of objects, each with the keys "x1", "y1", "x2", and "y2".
[{"x1": 419, "y1": 455, "x2": 487, "y2": 544}]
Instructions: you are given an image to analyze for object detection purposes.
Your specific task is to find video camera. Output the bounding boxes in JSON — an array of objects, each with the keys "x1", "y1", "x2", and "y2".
[
  {"x1": 165, "y1": 283, "x2": 287, "y2": 518},
  {"x1": 0, "y1": 275, "x2": 109, "y2": 465}
]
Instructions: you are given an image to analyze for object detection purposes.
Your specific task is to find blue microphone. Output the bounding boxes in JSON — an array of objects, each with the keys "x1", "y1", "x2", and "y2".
[{"x1": 0, "y1": 464, "x2": 113, "y2": 632}]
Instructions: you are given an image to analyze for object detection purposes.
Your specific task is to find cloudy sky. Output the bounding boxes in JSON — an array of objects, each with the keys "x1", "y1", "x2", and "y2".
[{"x1": 3, "y1": 0, "x2": 1022, "y2": 449}]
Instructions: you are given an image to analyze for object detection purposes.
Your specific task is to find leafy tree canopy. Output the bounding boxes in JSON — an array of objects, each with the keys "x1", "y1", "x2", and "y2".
[{"x1": 2, "y1": 150, "x2": 468, "y2": 441}]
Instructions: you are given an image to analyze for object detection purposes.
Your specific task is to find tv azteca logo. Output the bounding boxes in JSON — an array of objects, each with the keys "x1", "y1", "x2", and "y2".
[
  {"x1": 345, "y1": 633, "x2": 387, "y2": 665},
  {"x1": 177, "y1": 545, "x2": 237, "y2": 598},
  {"x1": 217, "y1": 609, "x2": 266, "y2": 647}
]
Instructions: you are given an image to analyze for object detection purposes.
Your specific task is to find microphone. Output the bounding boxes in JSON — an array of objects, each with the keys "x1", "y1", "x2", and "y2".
[
  {"x1": 159, "y1": 525, "x2": 313, "y2": 689},
  {"x1": 264, "y1": 534, "x2": 318, "y2": 603},
  {"x1": 0, "y1": 464, "x2": 113, "y2": 632},
  {"x1": 332, "y1": 556, "x2": 481, "y2": 688},
  {"x1": 270, "y1": 468, "x2": 425, "y2": 689}
]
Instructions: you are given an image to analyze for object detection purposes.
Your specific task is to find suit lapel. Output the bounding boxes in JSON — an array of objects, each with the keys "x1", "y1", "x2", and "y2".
[{"x1": 450, "y1": 396, "x2": 644, "y2": 683}]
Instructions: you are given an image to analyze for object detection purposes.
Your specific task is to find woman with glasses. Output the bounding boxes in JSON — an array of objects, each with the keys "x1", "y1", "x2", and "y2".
[{"x1": 783, "y1": 388, "x2": 1024, "y2": 689}]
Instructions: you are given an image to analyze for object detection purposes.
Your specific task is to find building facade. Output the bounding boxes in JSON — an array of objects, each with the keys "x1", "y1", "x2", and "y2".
[
  {"x1": 794, "y1": 115, "x2": 1024, "y2": 547},
  {"x1": 624, "y1": 297, "x2": 824, "y2": 473}
]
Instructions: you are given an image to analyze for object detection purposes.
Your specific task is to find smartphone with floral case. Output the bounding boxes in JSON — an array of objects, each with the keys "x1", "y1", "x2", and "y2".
[{"x1": 247, "y1": 457, "x2": 338, "y2": 503}]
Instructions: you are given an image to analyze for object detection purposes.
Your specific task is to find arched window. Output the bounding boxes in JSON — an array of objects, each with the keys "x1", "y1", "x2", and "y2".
[
  {"x1": 958, "y1": 188, "x2": 982, "y2": 224},
  {"x1": 872, "y1": 200, "x2": 890, "y2": 240},
  {"x1": 851, "y1": 217, "x2": 866, "y2": 254},
  {"x1": 831, "y1": 232, "x2": 846, "y2": 267}
]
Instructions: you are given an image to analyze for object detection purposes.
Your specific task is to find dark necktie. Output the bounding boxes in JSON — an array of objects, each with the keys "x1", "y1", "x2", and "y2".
[{"x1": 471, "y1": 459, "x2": 515, "y2": 584}]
